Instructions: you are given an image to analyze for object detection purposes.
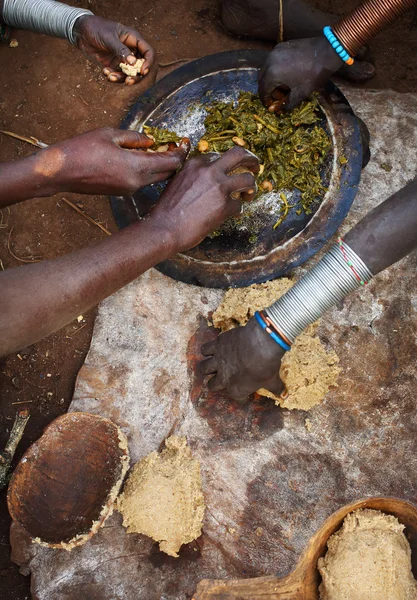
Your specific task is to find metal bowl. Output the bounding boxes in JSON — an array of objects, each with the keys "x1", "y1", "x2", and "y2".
[{"x1": 111, "y1": 50, "x2": 363, "y2": 288}]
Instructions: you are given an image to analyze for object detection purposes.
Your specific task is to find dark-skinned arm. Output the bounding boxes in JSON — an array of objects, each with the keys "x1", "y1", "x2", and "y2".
[
  {"x1": 0, "y1": 128, "x2": 189, "y2": 210},
  {"x1": 0, "y1": 147, "x2": 259, "y2": 357},
  {"x1": 200, "y1": 180, "x2": 417, "y2": 401},
  {"x1": 259, "y1": 0, "x2": 417, "y2": 110},
  {"x1": 0, "y1": 1, "x2": 155, "y2": 85}
]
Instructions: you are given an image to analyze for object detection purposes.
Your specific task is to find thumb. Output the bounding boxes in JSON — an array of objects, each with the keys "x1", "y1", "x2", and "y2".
[
  {"x1": 105, "y1": 34, "x2": 136, "y2": 64},
  {"x1": 112, "y1": 130, "x2": 154, "y2": 149},
  {"x1": 148, "y1": 137, "x2": 191, "y2": 172},
  {"x1": 286, "y1": 84, "x2": 312, "y2": 111}
]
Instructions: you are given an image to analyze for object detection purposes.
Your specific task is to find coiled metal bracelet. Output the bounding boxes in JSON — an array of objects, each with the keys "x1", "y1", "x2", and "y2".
[
  {"x1": 334, "y1": 0, "x2": 416, "y2": 57},
  {"x1": 265, "y1": 242, "x2": 373, "y2": 344},
  {"x1": 3, "y1": 0, "x2": 93, "y2": 44}
]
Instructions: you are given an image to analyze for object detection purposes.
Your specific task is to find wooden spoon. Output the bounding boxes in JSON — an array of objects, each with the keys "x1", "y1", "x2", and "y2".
[
  {"x1": 7, "y1": 412, "x2": 129, "y2": 549},
  {"x1": 194, "y1": 496, "x2": 417, "y2": 599}
]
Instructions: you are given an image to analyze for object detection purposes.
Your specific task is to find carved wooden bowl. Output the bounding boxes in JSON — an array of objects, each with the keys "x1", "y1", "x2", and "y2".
[
  {"x1": 8, "y1": 412, "x2": 129, "y2": 549},
  {"x1": 194, "y1": 497, "x2": 417, "y2": 599}
]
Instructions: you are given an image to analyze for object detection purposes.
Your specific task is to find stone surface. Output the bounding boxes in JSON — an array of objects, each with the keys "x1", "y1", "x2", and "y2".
[{"x1": 10, "y1": 88, "x2": 417, "y2": 600}]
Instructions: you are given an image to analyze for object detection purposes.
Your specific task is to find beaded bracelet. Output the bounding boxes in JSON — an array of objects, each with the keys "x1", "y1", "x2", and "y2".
[
  {"x1": 323, "y1": 25, "x2": 354, "y2": 65},
  {"x1": 338, "y1": 238, "x2": 369, "y2": 286},
  {"x1": 255, "y1": 311, "x2": 291, "y2": 352}
]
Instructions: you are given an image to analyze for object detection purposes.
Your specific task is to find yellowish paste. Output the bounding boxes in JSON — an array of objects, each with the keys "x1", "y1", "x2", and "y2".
[
  {"x1": 119, "y1": 58, "x2": 145, "y2": 77},
  {"x1": 117, "y1": 436, "x2": 205, "y2": 557},
  {"x1": 318, "y1": 509, "x2": 417, "y2": 600},
  {"x1": 212, "y1": 279, "x2": 341, "y2": 410}
]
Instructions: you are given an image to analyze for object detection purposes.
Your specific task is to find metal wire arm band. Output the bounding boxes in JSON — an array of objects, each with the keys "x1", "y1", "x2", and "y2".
[
  {"x1": 265, "y1": 242, "x2": 373, "y2": 343},
  {"x1": 3, "y1": 0, "x2": 93, "y2": 44}
]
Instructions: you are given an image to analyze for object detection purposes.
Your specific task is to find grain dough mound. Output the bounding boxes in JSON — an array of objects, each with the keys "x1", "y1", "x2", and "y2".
[
  {"x1": 117, "y1": 436, "x2": 205, "y2": 557},
  {"x1": 212, "y1": 279, "x2": 341, "y2": 410},
  {"x1": 119, "y1": 58, "x2": 145, "y2": 77},
  {"x1": 318, "y1": 509, "x2": 417, "y2": 600}
]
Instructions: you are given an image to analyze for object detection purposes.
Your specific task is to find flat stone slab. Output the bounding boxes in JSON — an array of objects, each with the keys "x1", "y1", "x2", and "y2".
[{"x1": 11, "y1": 88, "x2": 417, "y2": 600}]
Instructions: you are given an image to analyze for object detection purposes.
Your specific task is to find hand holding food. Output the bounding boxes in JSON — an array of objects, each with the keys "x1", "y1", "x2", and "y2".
[
  {"x1": 73, "y1": 15, "x2": 155, "y2": 85},
  {"x1": 34, "y1": 128, "x2": 190, "y2": 197},
  {"x1": 150, "y1": 146, "x2": 259, "y2": 252},
  {"x1": 258, "y1": 37, "x2": 343, "y2": 111}
]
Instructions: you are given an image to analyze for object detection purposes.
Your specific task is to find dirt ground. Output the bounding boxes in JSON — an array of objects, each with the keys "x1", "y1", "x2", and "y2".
[{"x1": 0, "y1": 0, "x2": 416, "y2": 598}]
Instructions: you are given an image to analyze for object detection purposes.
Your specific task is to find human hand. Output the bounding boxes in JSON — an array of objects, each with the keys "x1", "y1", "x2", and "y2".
[
  {"x1": 73, "y1": 15, "x2": 155, "y2": 85},
  {"x1": 200, "y1": 316, "x2": 285, "y2": 401},
  {"x1": 258, "y1": 37, "x2": 342, "y2": 111},
  {"x1": 35, "y1": 128, "x2": 190, "y2": 196},
  {"x1": 150, "y1": 146, "x2": 259, "y2": 253},
  {"x1": 259, "y1": 36, "x2": 375, "y2": 111}
]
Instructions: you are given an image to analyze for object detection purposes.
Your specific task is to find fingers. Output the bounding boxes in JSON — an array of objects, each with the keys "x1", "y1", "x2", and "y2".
[
  {"x1": 258, "y1": 65, "x2": 278, "y2": 105},
  {"x1": 103, "y1": 68, "x2": 125, "y2": 84},
  {"x1": 262, "y1": 374, "x2": 285, "y2": 397},
  {"x1": 286, "y1": 84, "x2": 312, "y2": 111},
  {"x1": 201, "y1": 341, "x2": 216, "y2": 356},
  {"x1": 200, "y1": 357, "x2": 217, "y2": 376},
  {"x1": 217, "y1": 146, "x2": 260, "y2": 176},
  {"x1": 125, "y1": 75, "x2": 142, "y2": 86},
  {"x1": 140, "y1": 138, "x2": 191, "y2": 173},
  {"x1": 337, "y1": 59, "x2": 375, "y2": 83},
  {"x1": 207, "y1": 374, "x2": 224, "y2": 393},
  {"x1": 112, "y1": 130, "x2": 155, "y2": 149},
  {"x1": 226, "y1": 171, "x2": 257, "y2": 196},
  {"x1": 122, "y1": 28, "x2": 156, "y2": 76}
]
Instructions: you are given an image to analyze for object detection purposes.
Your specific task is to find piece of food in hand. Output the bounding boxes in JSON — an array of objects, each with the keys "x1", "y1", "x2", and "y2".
[
  {"x1": 119, "y1": 57, "x2": 145, "y2": 77},
  {"x1": 318, "y1": 509, "x2": 417, "y2": 600},
  {"x1": 118, "y1": 436, "x2": 205, "y2": 558}
]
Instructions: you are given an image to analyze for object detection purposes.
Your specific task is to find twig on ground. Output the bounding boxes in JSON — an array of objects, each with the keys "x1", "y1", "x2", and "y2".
[
  {"x1": 66, "y1": 323, "x2": 87, "y2": 338},
  {"x1": 7, "y1": 228, "x2": 43, "y2": 263},
  {"x1": 0, "y1": 129, "x2": 48, "y2": 149},
  {"x1": 61, "y1": 198, "x2": 112, "y2": 236},
  {"x1": 11, "y1": 400, "x2": 33, "y2": 405},
  {"x1": 0, "y1": 409, "x2": 30, "y2": 489}
]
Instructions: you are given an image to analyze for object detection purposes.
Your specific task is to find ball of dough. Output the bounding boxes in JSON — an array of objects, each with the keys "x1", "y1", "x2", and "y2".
[{"x1": 318, "y1": 509, "x2": 417, "y2": 600}]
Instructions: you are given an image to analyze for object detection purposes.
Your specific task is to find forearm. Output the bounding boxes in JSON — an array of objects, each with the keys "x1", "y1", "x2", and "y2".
[
  {"x1": 265, "y1": 181, "x2": 417, "y2": 344},
  {"x1": 333, "y1": 0, "x2": 416, "y2": 57},
  {"x1": 345, "y1": 179, "x2": 417, "y2": 273},
  {"x1": 2, "y1": 0, "x2": 92, "y2": 43},
  {"x1": 0, "y1": 217, "x2": 175, "y2": 356},
  {"x1": 0, "y1": 154, "x2": 58, "y2": 209}
]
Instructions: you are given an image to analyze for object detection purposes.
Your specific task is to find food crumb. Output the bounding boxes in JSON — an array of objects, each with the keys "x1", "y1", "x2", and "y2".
[{"x1": 119, "y1": 58, "x2": 145, "y2": 77}]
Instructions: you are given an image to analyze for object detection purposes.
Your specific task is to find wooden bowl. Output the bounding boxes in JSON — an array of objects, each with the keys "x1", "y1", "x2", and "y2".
[
  {"x1": 8, "y1": 412, "x2": 129, "y2": 549},
  {"x1": 194, "y1": 497, "x2": 417, "y2": 599}
]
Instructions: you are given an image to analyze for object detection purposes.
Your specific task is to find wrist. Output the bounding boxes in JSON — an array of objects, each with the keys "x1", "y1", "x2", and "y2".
[
  {"x1": 247, "y1": 316, "x2": 286, "y2": 362},
  {"x1": 72, "y1": 13, "x2": 94, "y2": 43},
  {"x1": 142, "y1": 212, "x2": 181, "y2": 258},
  {"x1": 319, "y1": 35, "x2": 344, "y2": 72}
]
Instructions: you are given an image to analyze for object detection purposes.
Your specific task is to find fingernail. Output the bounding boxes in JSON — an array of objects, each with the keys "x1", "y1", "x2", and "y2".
[
  {"x1": 247, "y1": 189, "x2": 255, "y2": 194},
  {"x1": 143, "y1": 67, "x2": 149, "y2": 76},
  {"x1": 109, "y1": 75, "x2": 118, "y2": 82},
  {"x1": 126, "y1": 55, "x2": 136, "y2": 65},
  {"x1": 103, "y1": 68, "x2": 110, "y2": 76}
]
